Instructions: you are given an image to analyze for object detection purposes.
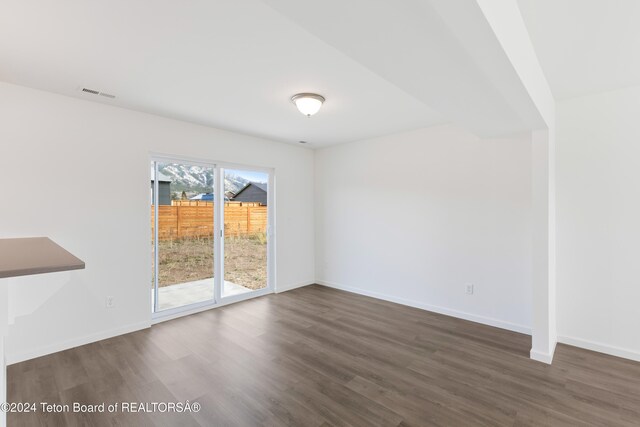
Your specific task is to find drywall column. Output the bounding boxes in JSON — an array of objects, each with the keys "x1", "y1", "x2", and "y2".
[
  {"x1": 530, "y1": 129, "x2": 557, "y2": 363},
  {"x1": 473, "y1": 0, "x2": 557, "y2": 363}
]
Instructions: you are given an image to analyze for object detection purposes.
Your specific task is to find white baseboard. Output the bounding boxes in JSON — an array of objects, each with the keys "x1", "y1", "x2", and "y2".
[
  {"x1": 530, "y1": 341, "x2": 557, "y2": 364},
  {"x1": 275, "y1": 280, "x2": 315, "y2": 294},
  {"x1": 558, "y1": 335, "x2": 640, "y2": 363},
  {"x1": 6, "y1": 320, "x2": 151, "y2": 365},
  {"x1": 317, "y1": 280, "x2": 531, "y2": 335}
]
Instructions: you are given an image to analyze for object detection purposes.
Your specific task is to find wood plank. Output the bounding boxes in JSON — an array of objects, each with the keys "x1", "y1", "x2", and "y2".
[{"x1": 9, "y1": 285, "x2": 640, "y2": 426}]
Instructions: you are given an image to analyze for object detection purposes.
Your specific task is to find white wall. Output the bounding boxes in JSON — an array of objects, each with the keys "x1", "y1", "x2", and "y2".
[
  {"x1": 0, "y1": 82, "x2": 315, "y2": 363},
  {"x1": 13, "y1": 77, "x2": 640, "y2": 365},
  {"x1": 556, "y1": 86, "x2": 640, "y2": 361},
  {"x1": 315, "y1": 125, "x2": 533, "y2": 333}
]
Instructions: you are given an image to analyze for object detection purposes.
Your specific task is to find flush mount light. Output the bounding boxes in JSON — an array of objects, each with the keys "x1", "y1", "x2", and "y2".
[{"x1": 291, "y1": 93, "x2": 325, "y2": 117}]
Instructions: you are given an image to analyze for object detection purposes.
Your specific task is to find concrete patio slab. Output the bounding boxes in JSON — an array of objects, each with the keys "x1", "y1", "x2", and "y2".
[{"x1": 153, "y1": 278, "x2": 252, "y2": 311}]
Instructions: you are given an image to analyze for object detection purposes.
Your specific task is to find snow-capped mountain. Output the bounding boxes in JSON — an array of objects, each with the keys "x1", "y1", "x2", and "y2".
[
  {"x1": 157, "y1": 164, "x2": 249, "y2": 194},
  {"x1": 224, "y1": 174, "x2": 251, "y2": 195}
]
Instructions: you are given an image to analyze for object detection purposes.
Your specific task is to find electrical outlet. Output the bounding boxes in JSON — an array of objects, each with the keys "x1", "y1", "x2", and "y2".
[
  {"x1": 465, "y1": 284, "x2": 474, "y2": 295},
  {"x1": 106, "y1": 296, "x2": 115, "y2": 308}
]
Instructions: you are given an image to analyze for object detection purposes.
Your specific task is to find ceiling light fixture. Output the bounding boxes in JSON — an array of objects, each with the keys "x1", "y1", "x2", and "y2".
[{"x1": 291, "y1": 93, "x2": 325, "y2": 117}]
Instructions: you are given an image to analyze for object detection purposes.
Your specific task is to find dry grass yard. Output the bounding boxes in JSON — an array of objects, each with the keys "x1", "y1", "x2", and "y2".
[{"x1": 154, "y1": 234, "x2": 267, "y2": 290}]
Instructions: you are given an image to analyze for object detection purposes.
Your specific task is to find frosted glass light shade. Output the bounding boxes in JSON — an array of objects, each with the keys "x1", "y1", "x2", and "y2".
[{"x1": 291, "y1": 93, "x2": 325, "y2": 117}]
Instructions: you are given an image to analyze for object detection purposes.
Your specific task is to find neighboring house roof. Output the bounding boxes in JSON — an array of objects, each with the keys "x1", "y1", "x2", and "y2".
[
  {"x1": 235, "y1": 182, "x2": 267, "y2": 195},
  {"x1": 190, "y1": 193, "x2": 230, "y2": 201},
  {"x1": 232, "y1": 182, "x2": 268, "y2": 204},
  {"x1": 251, "y1": 182, "x2": 268, "y2": 192},
  {"x1": 190, "y1": 193, "x2": 214, "y2": 201}
]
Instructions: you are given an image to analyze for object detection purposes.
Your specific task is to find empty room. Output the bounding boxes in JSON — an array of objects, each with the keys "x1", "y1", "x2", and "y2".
[{"x1": 1, "y1": 0, "x2": 640, "y2": 426}]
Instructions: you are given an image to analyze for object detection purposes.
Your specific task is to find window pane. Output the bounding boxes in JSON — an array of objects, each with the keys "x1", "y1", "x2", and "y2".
[{"x1": 223, "y1": 169, "x2": 268, "y2": 297}]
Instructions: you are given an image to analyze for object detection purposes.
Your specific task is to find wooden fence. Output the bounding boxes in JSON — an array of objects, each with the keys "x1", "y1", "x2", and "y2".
[{"x1": 151, "y1": 201, "x2": 267, "y2": 240}]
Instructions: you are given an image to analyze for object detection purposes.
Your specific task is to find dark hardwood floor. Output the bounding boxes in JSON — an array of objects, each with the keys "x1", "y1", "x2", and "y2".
[{"x1": 7, "y1": 285, "x2": 640, "y2": 426}]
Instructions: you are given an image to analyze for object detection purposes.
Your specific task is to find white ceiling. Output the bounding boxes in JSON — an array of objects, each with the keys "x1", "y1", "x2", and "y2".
[
  {"x1": 518, "y1": 0, "x2": 640, "y2": 100},
  {"x1": 0, "y1": 0, "x2": 548, "y2": 147},
  {"x1": 0, "y1": 0, "x2": 445, "y2": 148},
  {"x1": 264, "y1": 0, "x2": 546, "y2": 137}
]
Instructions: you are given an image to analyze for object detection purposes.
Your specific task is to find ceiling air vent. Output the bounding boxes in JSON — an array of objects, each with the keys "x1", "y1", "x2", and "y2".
[{"x1": 81, "y1": 87, "x2": 116, "y2": 99}]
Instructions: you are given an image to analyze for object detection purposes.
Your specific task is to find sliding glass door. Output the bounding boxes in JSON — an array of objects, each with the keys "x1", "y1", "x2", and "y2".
[
  {"x1": 151, "y1": 159, "x2": 272, "y2": 314},
  {"x1": 222, "y1": 168, "x2": 269, "y2": 297},
  {"x1": 151, "y1": 161, "x2": 215, "y2": 312}
]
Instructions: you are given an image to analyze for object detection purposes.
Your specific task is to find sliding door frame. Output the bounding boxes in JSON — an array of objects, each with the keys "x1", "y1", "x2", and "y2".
[
  {"x1": 149, "y1": 153, "x2": 275, "y2": 322},
  {"x1": 219, "y1": 165, "x2": 275, "y2": 303}
]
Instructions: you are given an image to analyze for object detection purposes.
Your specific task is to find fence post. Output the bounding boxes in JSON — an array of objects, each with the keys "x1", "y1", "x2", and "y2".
[{"x1": 176, "y1": 205, "x2": 181, "y2": 239}]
